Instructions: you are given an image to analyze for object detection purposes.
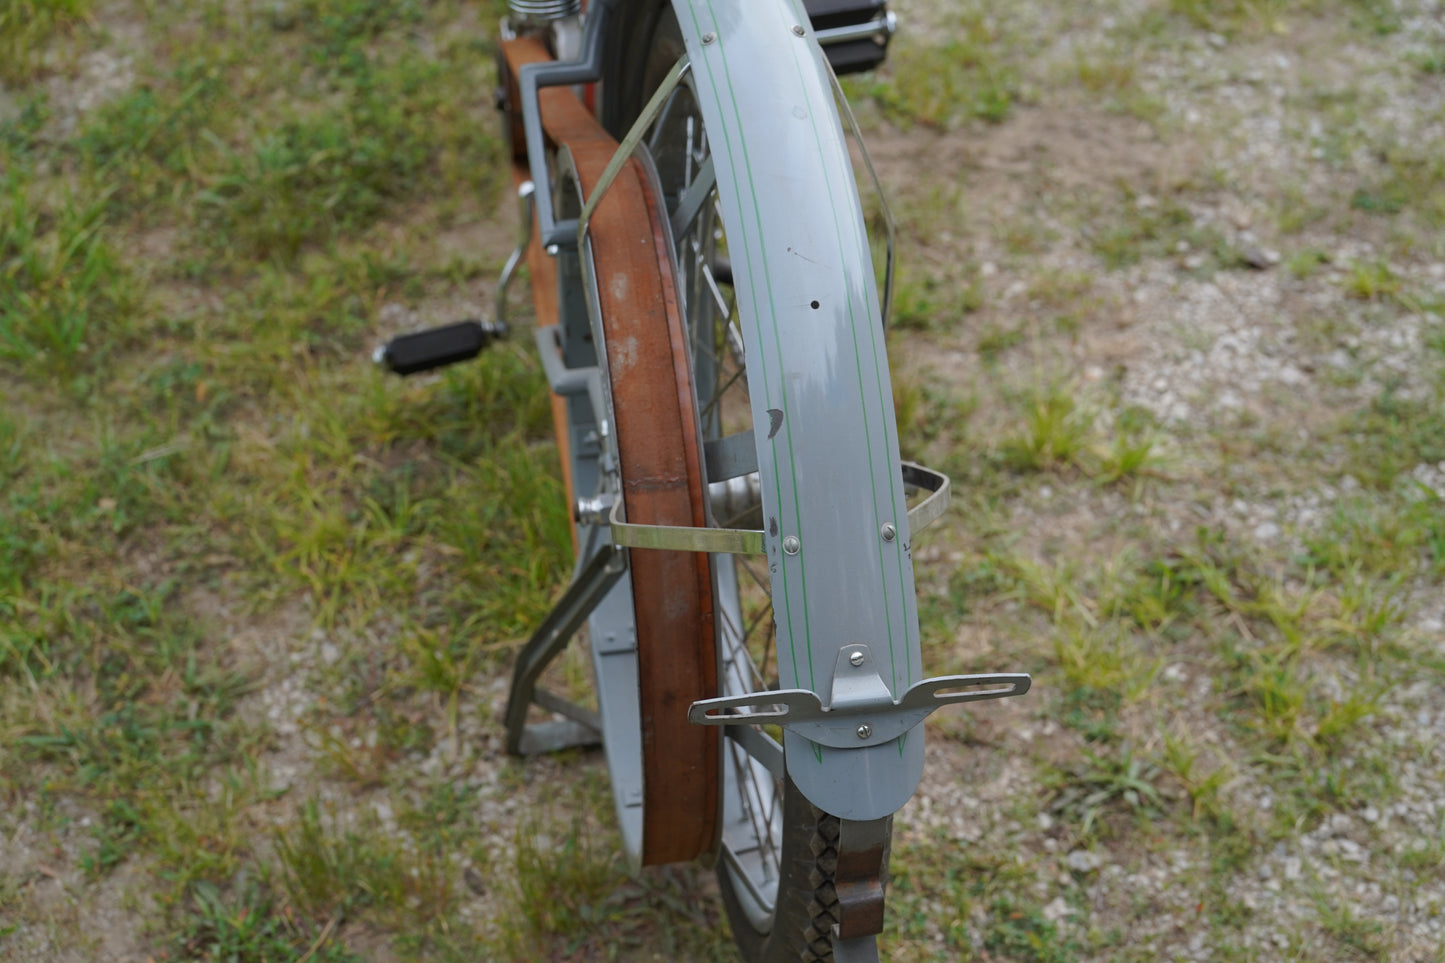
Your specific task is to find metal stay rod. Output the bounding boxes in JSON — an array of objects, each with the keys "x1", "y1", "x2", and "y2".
[{"x1": 577, "y1": 56, "x2": 691, "y2": 244}]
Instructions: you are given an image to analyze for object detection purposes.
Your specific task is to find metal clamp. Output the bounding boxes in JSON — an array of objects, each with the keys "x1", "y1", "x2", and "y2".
[
  {"x1": 688, "y1": 644, "x2": 1029, "y2": 748},
  {"x1": 608, "y1": 496, "x2": 763, "y2": 555},
  {"x1": 609, "y1": 461, "x2": 950, "y2": 556}
]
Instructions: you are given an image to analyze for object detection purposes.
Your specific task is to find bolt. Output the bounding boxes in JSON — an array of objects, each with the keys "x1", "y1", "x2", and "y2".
[
  {"x1": 701, "y1": 31, "x2": 716, "y2": 44},
  {"x1": 792, "y1": 24, "x2": 806, "y2": 37},
  {"x1": 881, "y1": 523, "x2": 897, "y2": 542},
  {"x1": 545, "y1": 243, "x2": 559, "y2": 256},
  {"x1": 856, "y1": 723, "x2": 872, "y2": 739},
  {"x1": 782, "y1": 535, "x2": 801, "y2": 555},
  {"x1": 849, "y1": 650, "x2": 865, "y2": 667}
]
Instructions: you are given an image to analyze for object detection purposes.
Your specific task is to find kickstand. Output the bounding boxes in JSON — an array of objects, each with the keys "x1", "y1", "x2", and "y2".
[{"x1": 503, "y1": 545, "x2": 627, "y2": 755}]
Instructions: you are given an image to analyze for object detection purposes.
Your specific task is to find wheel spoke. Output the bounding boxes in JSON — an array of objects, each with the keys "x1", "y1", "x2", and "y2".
[
  {"x1": 699, "y1": 248, "x2": 733, "y2": 321},
  {"x1": 670, "y1": 155, "x2": 716, "y2": 240}
]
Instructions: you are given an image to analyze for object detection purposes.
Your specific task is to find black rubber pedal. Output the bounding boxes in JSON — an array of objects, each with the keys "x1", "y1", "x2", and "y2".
[
  {"x1": 805, "y1": 0, "x2": 892, "y2": 75},
  {"x1": 374, "y1": 319, "x2": 508, "y2": 376}
]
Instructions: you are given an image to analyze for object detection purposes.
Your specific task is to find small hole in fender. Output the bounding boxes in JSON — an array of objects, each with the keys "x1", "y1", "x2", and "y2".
[{"x1": 809, "y1": 300, "x2": 820, "y2": 310}]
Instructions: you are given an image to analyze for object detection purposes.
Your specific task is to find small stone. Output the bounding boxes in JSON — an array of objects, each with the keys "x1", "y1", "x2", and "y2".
[
  {"x1": 1361, "y1": 806, "x2": 1380, "y2": 824},
  {"x1": 1042, "y1": 896, "x2": 1074, "y2": 922},
  {"x1": 1066, "y1": 850, "x2": 1101, "y2": 873},
  {"x1": 1240, "y1": 245, "x2": 1281, "y2": 269}
]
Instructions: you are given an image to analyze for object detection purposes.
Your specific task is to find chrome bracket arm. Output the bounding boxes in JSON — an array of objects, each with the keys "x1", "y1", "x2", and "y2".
[{"x1": 688, "y1": 644, "x2": 1029, "y2": 748}]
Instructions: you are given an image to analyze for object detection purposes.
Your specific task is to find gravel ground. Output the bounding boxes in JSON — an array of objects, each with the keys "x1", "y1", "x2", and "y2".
[{"x1": 3, "y1": 1, "x2": 1443, "y2": 960}]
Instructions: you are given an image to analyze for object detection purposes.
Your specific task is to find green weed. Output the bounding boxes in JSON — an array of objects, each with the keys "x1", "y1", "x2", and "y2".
[
  {"x1": 1168, "y1": 0, "x2": 1289, "y2": 34},
  {"x1": 1412, "y1": 42, "x2": 1445, "y2": 75},
  {"x1": 1050, "y1": 746, "x2": 1166, "y2": 839},
  {"x1": 889, "y1": 266, "x2": 967, "y2": 332},
  {"x1": 1225, "y1": 645, "x2": 1310, "y2": 746},
  {"x1": 1158, "y1": 731, "x2": 1235, "y2": 826},
  {"x1": 1341, "y1": 383, "x2": 1445, "y2": 490},
  {"x1": 863, "y1": 10, "x2": 1016, "y2": 128},
  {"x1": 1000, "y1": 382, "x2": 1095, "y2": 473},
  {"x1": 0, "y1": 0, "x2": 91, "y2": 83},
  {"x1": 982, "y1": 894, "x2": 1080, "y2": 962},
  {"x1": 0, "y1": 175, "x2": 133, "y2": 371},
  {"x1": 1285, "y1": 248, "x2": 1330, "y2": 278},
  {"x1": 1304, "y1": 497, "x2": 1416, "y2": 579},
  {"x1": 1314, "y1": 887, "x2": 1388, "y2": 958},
  {"x1": 76, "y1": 66, "x2": 224, "y2": 216},
  {"x1": 194, "y1": 53, "x2": 499, "y2": 261},
  {"x1": 1342, "y1": 260, "x2": 1401, "y2": 301},
  {"x1": 275, "y1": 796, "x2": 460, "y2": 931},
  {"x1": 1097, "y1": 419, "x2": 1161, "y2": 486},
  {"x1": 1345, "y1": 0, "x2": 1403, "y2": 36},
  {"x1": 977, "y1": 322, "x2": 1026, "y2": 360},
  {"x1": 176, "y1": 879, "x2": 361, "y2": 963},
  {"x1": 1086, "y1": 191, "x2": 1247, "y2": 272}
]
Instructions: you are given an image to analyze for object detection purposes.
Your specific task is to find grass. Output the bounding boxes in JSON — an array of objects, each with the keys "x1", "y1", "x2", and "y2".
[
  {"x1": 0, "y1": 0, "x2": 91, "y2": 83},
  {"x1": 3, "y1": 0, "x2": 1444, "y2": 960},
  {"x1": 851, "y1": 3, "x2": 1018, "y2": 128},
  {"x1": 0, "y1": 173, "x2": 134, "y2": 371}
]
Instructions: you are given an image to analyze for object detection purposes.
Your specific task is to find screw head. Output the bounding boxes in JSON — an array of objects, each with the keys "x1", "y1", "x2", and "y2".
[
  {"x1": 545, "y1": 243, "x2": 559, "y2": 256},
  {"x1": 792, "y1": 24, "x2": 806, "y2": 36},
  {"x1": 856, "y1": 723, "x2": 872, "y2": 739},
  {"x1": 782, "y1": 535, "x2": 801, "y2": 556},
  {"x1": 849, "y1": 650, "x2": 865, "y2": 667},
  {"x1": 881, "y1": 523, "x2": 897, "y2": 542},
  {"x1": 701, "y1": 31, "x2": 716, "y2": 44}
]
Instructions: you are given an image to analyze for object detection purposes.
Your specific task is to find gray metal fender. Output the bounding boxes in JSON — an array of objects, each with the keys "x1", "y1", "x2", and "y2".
[{"x1": 673, "y1": 0, "x2": 923, "y2": 821}]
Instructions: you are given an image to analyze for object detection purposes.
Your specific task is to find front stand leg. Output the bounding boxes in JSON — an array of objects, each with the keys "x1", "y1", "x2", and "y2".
[{"x1": 503, "y1": 545, "x2": 626, "y2": 755}]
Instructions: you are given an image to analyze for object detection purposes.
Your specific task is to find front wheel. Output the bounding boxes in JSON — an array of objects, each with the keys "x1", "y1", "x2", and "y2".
[{"x1": 600, "y1": 4, "x2": 892, "y2": 958}]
